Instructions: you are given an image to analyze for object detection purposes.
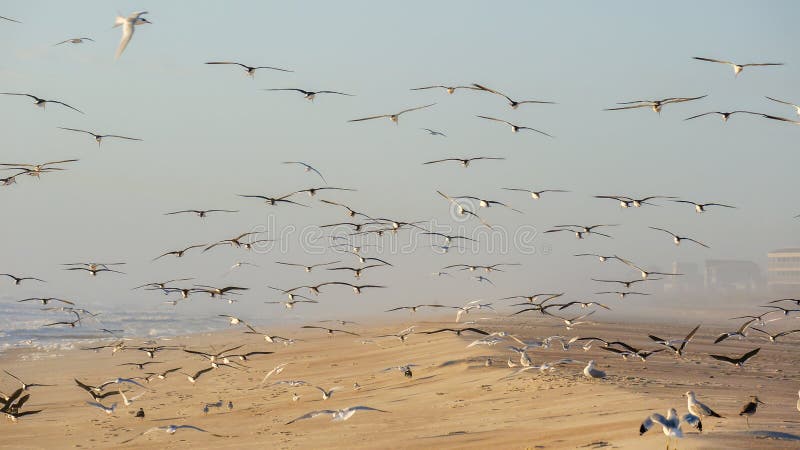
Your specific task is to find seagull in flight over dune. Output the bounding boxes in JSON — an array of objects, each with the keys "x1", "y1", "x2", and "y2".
[
  {"x1": 348, "y1": 103, "x2": 435, "y2": 124},
  {"x1": 650, "y1": 324, "x2": 701, "y2": 357},
  {"x1": 709, "y1": 347, "x2": 760, "y2": 367},
  {"x1": 301, "y1": 325, "x2": 360, "y2": 337},
  {"x1": 604, "y1": 95, "x2": 706, "y2": 114},
  {"x1": 2, "y1": 93, "x2": 83, "y2": 113},
  {"x1": 282, "y1": 161, "x2": 327, "y2": 183},
  {"x1": 286, "y1": 406, "x2": 387, "y2": 424},
  {"x1": 122, "y1": 424, "x2": 228, "y2": 443},
  {"x1": 476, "y1": 115, "x2": 553, "y2": 137},
  {"x1": 58, "y1": 127, "x2": 142, "y2": 147},
  {"x1": 692, "y1": 56, "x2": 783, "y2": 76},
  {"x1": 649, "y1": 227, "x2": 709, "y2": 248},
  {"x1": 114, "y1": 11, "x2": 150, "y2": 60},
  {"x1": 264, "y1": 88, "x2": 353, "y2": 101},
  {"x1": 206, "y1": 61, "x2": 292, "y2": 77},
  {"x1": 55, "y1": 37, "x2": 94, "y2": 45},
  {"x1": 472, "y1": 83, "x2": 555, "y2": 109}
]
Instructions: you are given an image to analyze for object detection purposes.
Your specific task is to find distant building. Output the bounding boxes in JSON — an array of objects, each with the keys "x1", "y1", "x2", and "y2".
[
  {"x1": 664, "y1": 261, "x2": 702, "y2": 292},
  {"x1": 704, "y1": 259, "x2": 762, "y2": 292},
  {"x1": 768, "y1": 248, "x2": 800, "y2": 295}
]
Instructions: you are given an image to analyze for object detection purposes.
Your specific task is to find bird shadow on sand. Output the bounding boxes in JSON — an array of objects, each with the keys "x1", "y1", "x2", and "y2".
[{"x1": 745, "y1": 430, "x2": 800, "y2": 441}]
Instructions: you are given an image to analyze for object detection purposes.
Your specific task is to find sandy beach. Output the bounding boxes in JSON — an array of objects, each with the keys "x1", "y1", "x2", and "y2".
[{"x1": 1, "y1": 314, "x2": 799, "y2": 450}]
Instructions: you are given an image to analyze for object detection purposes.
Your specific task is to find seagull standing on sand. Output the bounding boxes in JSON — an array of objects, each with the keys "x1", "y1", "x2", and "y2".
[
  {"x1": 583, "y1": 360, "x2": 605, "y2": 379},
  {"x1": 685, "y1": 391, "x2": 723, "y2": 423}
]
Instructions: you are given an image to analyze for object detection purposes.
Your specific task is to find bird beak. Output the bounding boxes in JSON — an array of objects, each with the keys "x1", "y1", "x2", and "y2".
[{"x1": 757, "y1": 399, "x2": 766, "y2": 405}]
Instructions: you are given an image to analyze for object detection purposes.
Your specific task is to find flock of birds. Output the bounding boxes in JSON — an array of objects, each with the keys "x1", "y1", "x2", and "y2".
[{"x1": 1, "y1": 9, "x2": 800, "y2": 449}]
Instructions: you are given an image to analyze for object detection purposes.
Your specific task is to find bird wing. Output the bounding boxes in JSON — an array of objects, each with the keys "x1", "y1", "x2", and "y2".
[
  {"x1": 348, "y1": 113, "x2": 391, "y2": 122},
  {"x1": 476, "y1": 115, "x2": 509, "y2": 125},
  {"x1": 682, "y1": 413, "x2": 702, "y2": 431},
  {"x1": 115, "y1": 17, "x2": 135, "y2": 60},
  {"x1": 397, "y1": 103, "x2": 435, "y2": 115},
  {"x1": 693, "y1": 56, "x2": 733, "y2": 65},
  {"x1": 604, "y1": 104, "x2": 651, "y2": 111},
  {"x1": 741, "y1": 62, "x2": 783, "y2": 67},
  {"x1": 48, "y1": 101, "x2": 83, "y2": 114},
  {"x1": 286, "y1": 410, "x2": 334, "y2": 424}
]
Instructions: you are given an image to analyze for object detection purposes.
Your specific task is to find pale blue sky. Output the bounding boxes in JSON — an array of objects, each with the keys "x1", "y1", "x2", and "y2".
[{"x1": 1, "y1": 2, "x2": 798, "y2": 326}]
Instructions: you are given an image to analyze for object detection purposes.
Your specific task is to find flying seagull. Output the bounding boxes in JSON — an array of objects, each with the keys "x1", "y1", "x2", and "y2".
[
  {"x1": 205, "y1": 61, "x2": 292, "y2": 77},
  {"x1": 472, "y1": 83, "x2": 555, "y2": 109},
  {"x1": 671, "y1": 200, "x2": 736, "y2": 213},
  {"x1": 476, "y1": 115, "x2": 553, "y2": 137},
  {"x1": 604, "y1": 95, "x2": 706, "y2": 114},
  {"x1": 502, "y1": 188, "x2": 569, "y2": 200},
  {"x1": 692, "y1": 56, "x2": 783, "y2": 76},
  {"x1": 423, "y1": 156, "x2": 505, "y2": 168},
  {"x1": 286, "y1": 406, "x2": 387, "y2": 424},
  {"x1": 421, "y1": 128, "x2": 446, "y2": 136},
  {"x1": 684, "y1": 110, "x2": 762, "y2": 122},
  {"x1": 1, "y1": 274, "x2": 45, "y2": 285},
  {"x1": 114, "y1": 11, "x2": 150, "y2": 59},
  {"x1": 264, "y1": 88, "x2": 353, "y2": 101},
  {"x1": 649, "y1": 227, "x2": 710, "y2": 248},
  {"x1": 410, "y1": 85, "x2": 477, "y2": 94},
  {"x1": 2, "y1": 93, "x2": 83, "y2": 113},
  {"x1": 348, "y1": 103, "x2": 435, "y2": 124},
  {"x1": 709, "y1": 347, "x2": 761, "y2": 367},
  {"x1": 55, "y1": 37, "x2": 94, "y2": 46},
  {"x1": 164, "y1": 209, "x2": 237, "y2": 218},
  {"x1": 58, "y1": 127, "x2": 142, "y2": 148},
  {"x1": 282, "y1": 161, "x2": 326, "y2": 183}
]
